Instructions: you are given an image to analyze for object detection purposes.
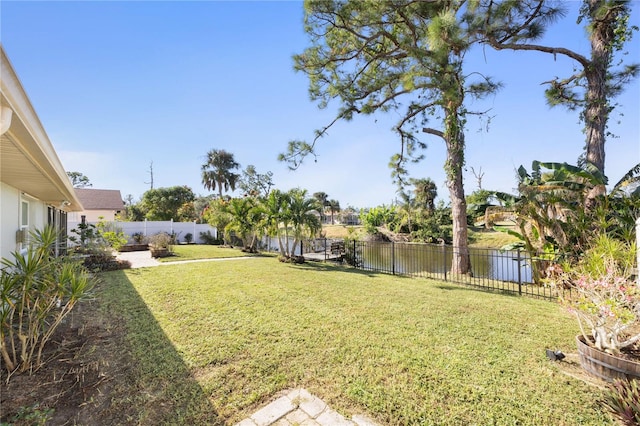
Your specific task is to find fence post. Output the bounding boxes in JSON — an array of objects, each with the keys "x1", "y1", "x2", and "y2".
[
  {"x1": 636, "y1": 217, "x2": 640, "y2": 286},
  {"x1": 442, "y1": 243, "x2": 447, "y2": 281},
  {"x1": 325, "y1": 237, "x2": 327, "y2": 262},
  {"x1": 517, "y1": 248, "x2": 522, "y2": 295},
  {"x1": 353, "y1": 239, "x2": 357, "y2": 268},
  {"x1": 392, "y1": 241, "x2": 396, "y2": 275}
]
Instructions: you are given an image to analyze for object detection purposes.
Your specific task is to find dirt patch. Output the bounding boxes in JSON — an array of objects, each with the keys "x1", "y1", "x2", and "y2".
[
  {"x1": 550, "y1": 352, "x2": 609, "y2": 390},
  {"x1": 1, "y1": 293, "x2": 139, "y2": 426}
]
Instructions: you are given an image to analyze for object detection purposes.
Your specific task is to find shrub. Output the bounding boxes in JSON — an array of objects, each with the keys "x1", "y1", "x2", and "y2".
[
  {"x1": 199, "y1": 230, "x2": 219, "y2": 245},
  {"x1": 100, "y1": 230, "x2": 128, "y2": 251},
  {"x1": 149, "y1": 232, "x2": 173, "y2": 249},
  {"x1": 184, "y1": 233, "x2": 193, "y2": 243},
  {"x1": 131, "y1": 232, "x2": 146, "y2": 244},
  {"x1": 360, "y1": 205, "x2": 397, "y2": 234},
  {"x1": 95, "y1": 218, "x2": 128, "y2": 251},
  {"x1": 0, "y1": 226, "x2": 94, "y2": 377}
]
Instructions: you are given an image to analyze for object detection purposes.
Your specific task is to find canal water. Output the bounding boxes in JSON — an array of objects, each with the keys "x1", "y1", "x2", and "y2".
[{"x1": 353, "y1": 242, "x2": 534, "y2": 284}]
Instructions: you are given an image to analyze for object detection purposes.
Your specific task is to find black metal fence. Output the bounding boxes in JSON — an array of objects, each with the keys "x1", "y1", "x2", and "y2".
[{"x1": 310, "y1": 239, "x2": 561, "y2": 300}]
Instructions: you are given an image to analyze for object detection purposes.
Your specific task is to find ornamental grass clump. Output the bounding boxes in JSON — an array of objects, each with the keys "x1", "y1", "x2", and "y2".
[
  {"x1": 550, "y1": 234, "x2": 639, "y2": 356},
  {"x1": 0, "y1": 226, "x2": 94, "y2": 378}
]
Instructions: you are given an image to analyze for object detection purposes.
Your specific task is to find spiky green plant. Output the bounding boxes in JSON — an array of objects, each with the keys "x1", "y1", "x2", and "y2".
[
  {"x1": 602, "y1": 379, "x2": 640, "y2": 426},
  {"x1": 0, "y1": 226, "x2": 94, "y2": 378}
]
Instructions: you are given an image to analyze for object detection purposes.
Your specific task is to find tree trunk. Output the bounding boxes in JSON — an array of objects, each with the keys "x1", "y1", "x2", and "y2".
[
  {"x1": 284, "y1": 226, "x2": 291, "y2": 257},
  {"x1": 447, "y1": 162, "x2": 472, "y2": 276},
  {"x1": 277, "y1": 233, "x2": 286, "y2": 256},
  {"x1": 444, "y1": 111, "x2": 472, "y2": 276},
  {"x1": 584, "y1": 0, "x2": 616, "y2": 205},
  {"x1": 584, "y1": 0, "x2": 610, "y2": 176}
]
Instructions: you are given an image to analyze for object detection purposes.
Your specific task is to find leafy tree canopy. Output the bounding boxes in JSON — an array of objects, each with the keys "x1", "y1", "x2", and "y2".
[
  {"x1": 140, "y1": 186, "x2": 196, "y2": 221},
  {"x1": 67, "y1": 171, "x2": 92, "y2": 188},
  {"x1": 238, "y1": 165, "x2": 274, "y2": 198}
]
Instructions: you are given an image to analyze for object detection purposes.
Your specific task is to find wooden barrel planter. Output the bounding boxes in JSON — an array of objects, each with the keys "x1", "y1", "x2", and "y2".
[
  {"x1": 119, "y1": 244, "x2": 149, "y2": 252},
  {"x1": 150, "y1": 246, "x2": 171, "y2": 258},
  {"x1": 576, "y1": 335, "x2": 640, "y2": 382}
]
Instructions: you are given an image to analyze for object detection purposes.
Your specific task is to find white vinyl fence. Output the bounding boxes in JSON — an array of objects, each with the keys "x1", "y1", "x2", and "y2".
[{"x1": 68, "y1": 220, "x2": 217, "y2": 244}]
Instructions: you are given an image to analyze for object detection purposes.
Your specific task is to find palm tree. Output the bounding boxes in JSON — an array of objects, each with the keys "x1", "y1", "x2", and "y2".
[
  {"x1": 263, "y1": 189, "x2": 291, "y2": 256},
  {"x1": 328, "y1": 199, "x2": 340, "y2": 225},
  {"x1": 313, "y1": 192, "x2": 329, "y2": 223},
  {"x1": 411, "y1": 178, "x2": 438, "y2": 212},
  {"x1": 287, "y1": 189, "x2": 322, "y2": 258},
  {"x1": 201, "y1": 149, "x2": 240, "y2": 198},
  {"x1": 225, "y1": 197, "x2": 263, "y2": 252}
]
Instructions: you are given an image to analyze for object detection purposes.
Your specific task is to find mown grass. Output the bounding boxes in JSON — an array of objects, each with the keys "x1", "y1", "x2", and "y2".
[
  {"x1": 99, "y1": 258, "x2": 612, "y2": 425},
  {"x1": 158, "y1": 244, "x2": 256, "y2": 262},
  {"x1": 469, "y1": 228, "x2": 520, "y2": 248}
]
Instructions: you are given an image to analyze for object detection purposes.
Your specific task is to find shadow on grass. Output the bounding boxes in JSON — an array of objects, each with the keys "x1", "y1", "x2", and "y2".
[
  {"x1": 435, "y1": 282, "x2": 528, "y2": 299},
  {"x1": 290, "y1": 259, "x2": 389, "y2": 277},
  {"x1": 99, "y1": 269, "x2": 222, "y2": 425}
]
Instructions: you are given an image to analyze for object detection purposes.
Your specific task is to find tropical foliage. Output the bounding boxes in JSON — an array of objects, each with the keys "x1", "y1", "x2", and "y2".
[
  {"x1": 203, "y1": 188, "x2": 322, "y2": 260},
  {"x1": 202, "y1": 198, "x2": 233, "y2": 245},
  {"x1": 224, "y1": 197, "x2": 264, "y2": 252},
  {"x1": 360, "y1": 205, "x2": 397, "y2": 235},
  {"x1": 494, "y1": 161, "x2": 640, "y2": 282},
  {"x1": 286, "y1": 189, "x2": 322, "y2": 257},
  {"x1": 1, "y1": 226, "x2": 94, "y2": 377}
]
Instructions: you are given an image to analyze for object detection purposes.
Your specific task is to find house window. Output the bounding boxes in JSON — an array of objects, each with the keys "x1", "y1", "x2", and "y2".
[{"x1": 21, "y1": 200, "x2": 29, "y2": 228}]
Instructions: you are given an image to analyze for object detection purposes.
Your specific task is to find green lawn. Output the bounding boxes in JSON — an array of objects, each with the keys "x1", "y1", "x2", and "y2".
[
  {"x1": 100, "y1": 258, "x2": 612, "y2": 425},
  {"x1": 157, "y1": 244, "x2": 258, "y2": 262}
]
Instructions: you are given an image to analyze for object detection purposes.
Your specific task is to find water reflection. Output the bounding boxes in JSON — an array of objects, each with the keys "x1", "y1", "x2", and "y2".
[{"x1": 356, "y1": 242, "x2": 533, "y2": 284}]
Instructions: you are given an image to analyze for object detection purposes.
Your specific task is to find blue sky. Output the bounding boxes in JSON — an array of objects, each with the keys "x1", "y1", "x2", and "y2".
[{"x1": 2, "y1": 1, "x2": 639, "y2": 209}]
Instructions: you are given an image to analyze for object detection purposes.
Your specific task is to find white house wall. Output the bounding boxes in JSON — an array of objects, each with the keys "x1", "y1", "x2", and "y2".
[
  {"x1": 0, "y1": 181, "x2": 49, "y2": 260},
  {"x1": 0, "y1": 182, "x2": 20, "y2": 259}
]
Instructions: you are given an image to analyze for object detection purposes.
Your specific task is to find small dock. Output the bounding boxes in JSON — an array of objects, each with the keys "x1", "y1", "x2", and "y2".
[
  {"x1": 303, "y1": 252, "x2": 344, "y2": 262},
  {"x1": 303, "y1": 240, "x2": 345, "y2": 263}
]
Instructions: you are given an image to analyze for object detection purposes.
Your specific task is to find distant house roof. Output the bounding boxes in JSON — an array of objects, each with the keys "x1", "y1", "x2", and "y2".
[{"x1": 74, "y1": 188, "x2": 124, "y2": 211}]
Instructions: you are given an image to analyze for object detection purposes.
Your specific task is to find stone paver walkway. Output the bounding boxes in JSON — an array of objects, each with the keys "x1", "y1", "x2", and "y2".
[{"x1": 235, "y1": 388, "x2": 379, "y2": 426}]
